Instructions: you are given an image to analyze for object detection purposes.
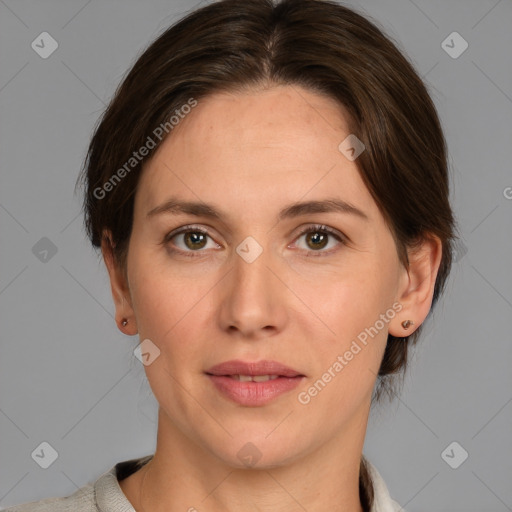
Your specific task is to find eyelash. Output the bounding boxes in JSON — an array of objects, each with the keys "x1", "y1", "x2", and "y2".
[{"x1": 162, "y1": 223, "x2": 346, "y2": 258}]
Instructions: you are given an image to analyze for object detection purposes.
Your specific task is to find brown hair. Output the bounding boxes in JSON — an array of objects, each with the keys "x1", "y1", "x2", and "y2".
[{"x1": 76, "y1": 0, "x2": 458, "y2": 508}]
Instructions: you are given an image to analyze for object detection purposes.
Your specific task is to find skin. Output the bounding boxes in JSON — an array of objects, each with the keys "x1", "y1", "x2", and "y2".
[{"x1": 102, "y1": 84, "x2": 442, "y2": 512}]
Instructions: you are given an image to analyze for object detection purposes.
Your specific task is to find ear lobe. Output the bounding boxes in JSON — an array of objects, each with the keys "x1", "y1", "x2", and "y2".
[
  {"x1": 101, "y1": 229, "x2": 137, "y2": 334},
  {"x1": 388, "y1": 235, "x2": 443, "y2": 337}
]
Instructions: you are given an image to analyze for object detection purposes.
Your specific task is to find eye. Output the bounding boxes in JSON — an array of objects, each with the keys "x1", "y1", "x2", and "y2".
[
  {"x1": 163, "y1": 225, "x2": 220, "y2": 257},
  {"x1": 291, "y1": 224, "x2": 345, "y2": 256},
  {"x1": 162, "y1": 223, "x2": 346, "y2": 258}
]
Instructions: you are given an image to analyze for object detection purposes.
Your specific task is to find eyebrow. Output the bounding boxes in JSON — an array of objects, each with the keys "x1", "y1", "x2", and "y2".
[{"x1": 146, "y1": 197, "x2": 369, "y2": 222}]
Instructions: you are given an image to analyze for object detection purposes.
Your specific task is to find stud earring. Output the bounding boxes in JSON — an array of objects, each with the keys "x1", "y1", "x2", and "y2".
[
  {"x1": 401, "y1": 319, "x2": 414, "y2": 330},
  {"x1": 121, "y1": 318, "x2": 128, "y2": 327}
]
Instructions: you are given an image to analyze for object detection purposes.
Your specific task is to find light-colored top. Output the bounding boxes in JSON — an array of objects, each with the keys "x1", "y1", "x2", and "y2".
[{"x1": 3, "y1": 455, "x2": 404, "y2": 512}]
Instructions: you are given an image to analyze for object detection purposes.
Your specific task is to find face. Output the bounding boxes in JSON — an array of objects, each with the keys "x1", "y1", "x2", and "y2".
[{"x1": 105, "y1": 85, "x2": 427, "y2": 469}]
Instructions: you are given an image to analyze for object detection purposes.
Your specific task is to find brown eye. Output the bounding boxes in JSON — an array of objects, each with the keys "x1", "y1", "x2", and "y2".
[
  {"x1": 182, "y1": 231, "x2": 208, "y2": 250},
  {"x1": 293, "y1": 225, "x2": 345, "y2": 256},
  {"x1": 304, "y1": 231, "x2": 329, "y2": 250},
  {"x1": 163, "y1": 225, "x2": 219, "y2": 257}
]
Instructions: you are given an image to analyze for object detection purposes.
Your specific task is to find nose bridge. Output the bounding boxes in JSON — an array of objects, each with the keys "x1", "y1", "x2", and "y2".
[
  {"x1": 233, "y1": 236, "x2": 274, "y2": 304},
  {"x1": 219, "y1": 235, "x2": 285, "y2": 335},
  {"x1": 235, "y1": 243, "x2": 270, "y2": 292}
]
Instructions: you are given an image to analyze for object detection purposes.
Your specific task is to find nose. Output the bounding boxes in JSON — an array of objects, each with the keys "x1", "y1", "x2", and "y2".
[{"x1": 217, "y1": 240, "x2": 288, "y2": 339}]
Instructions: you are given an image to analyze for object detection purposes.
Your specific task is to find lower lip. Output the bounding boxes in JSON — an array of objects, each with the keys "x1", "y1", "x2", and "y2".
[{"x1": 207, "y1": 375, "x2": 304, "y2": 406}]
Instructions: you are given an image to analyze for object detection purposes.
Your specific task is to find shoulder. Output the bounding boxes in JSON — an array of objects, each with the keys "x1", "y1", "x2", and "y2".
[
  {"x1": 390, "y1": 498, "x2": 405, "y2": 512},
  {"x1": 1, "y1": 483, "x2": 96, "y2": 512},
  {"x1": 365, "y1": 459, "x2": 407, "y2": 512},
  {"x1": 2, "y1": 455, "x2": 152, "y2": 512}
]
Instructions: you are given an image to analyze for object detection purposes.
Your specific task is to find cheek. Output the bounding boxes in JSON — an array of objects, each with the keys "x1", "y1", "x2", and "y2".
[
  {"x1": 128, "y1": 251, "x2": 179, "y2": 337},
  {"x1": 128, "y1": 255, "x2": 214, "y2": 359},
  {"x1": 292, "y1": 264, "x2": 392, "y2": 387},
  {"x1": 294, "y1": 263, "x2": 391, "y2": 337}
]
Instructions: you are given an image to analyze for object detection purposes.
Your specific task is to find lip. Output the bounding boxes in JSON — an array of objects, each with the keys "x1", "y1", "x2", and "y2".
[
  {"x1": 205, "y1": 359, "x2": 305, "y2": 407},
  {"x1": 206, "y1": 359, "x2": 304, "y2": 378}
]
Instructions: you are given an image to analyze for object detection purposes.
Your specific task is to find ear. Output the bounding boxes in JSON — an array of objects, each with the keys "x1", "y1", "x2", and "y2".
[
  {"x1": 388, "y1": 234, "x2": 443, "y2": 337},
  {"x1": 101, "y1": 229, "x2": 138, "y2": 335}
]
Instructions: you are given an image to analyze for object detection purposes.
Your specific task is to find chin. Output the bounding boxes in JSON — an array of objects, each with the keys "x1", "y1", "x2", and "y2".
[{"x1": 210, "y1": 433, "x2": 308, "y2": 470}]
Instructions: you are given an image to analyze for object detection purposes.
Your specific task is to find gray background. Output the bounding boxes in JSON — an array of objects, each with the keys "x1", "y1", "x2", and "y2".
[{"x1": 1, "y1": 0, "x2": 511, "y2": 510}]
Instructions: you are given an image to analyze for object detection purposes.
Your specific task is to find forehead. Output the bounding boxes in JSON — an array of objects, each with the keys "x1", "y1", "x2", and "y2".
[{"x1": 135, "y1": 85, "x2": 378, "y2": 223}]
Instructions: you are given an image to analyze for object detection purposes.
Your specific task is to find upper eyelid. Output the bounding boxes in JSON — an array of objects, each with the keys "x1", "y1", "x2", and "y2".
[{"x1": 163, "y1": 224, "x2": 217, "y2": 242}]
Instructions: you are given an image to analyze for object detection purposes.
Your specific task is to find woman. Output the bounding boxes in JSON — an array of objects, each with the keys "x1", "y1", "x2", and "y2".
[{"x1": 5, "y1": 0, "x2": 457, "y2": 510}]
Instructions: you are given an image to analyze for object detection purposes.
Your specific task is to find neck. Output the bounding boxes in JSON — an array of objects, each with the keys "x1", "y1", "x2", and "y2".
[{"x1": 121, "y1": 406, "x2": 369, "y2": 512}]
